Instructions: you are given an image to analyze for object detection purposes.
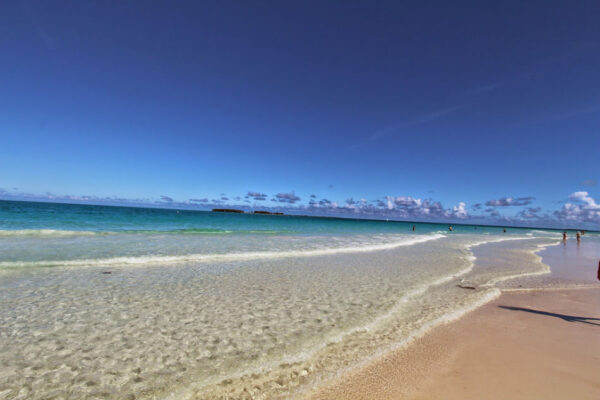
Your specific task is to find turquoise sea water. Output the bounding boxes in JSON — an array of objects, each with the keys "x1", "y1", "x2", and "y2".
[
  {"x1": 1, "y1": 200, "x2": 598, "y2": 399},
  {"x1": 0, "y1": 200, "x2": 542, "y2": 269},
  {"x1": 0, "y1": 200, "x2": 583, "y2": 266},
  {"x1": 0, "y1": 199, "x2": 542, "y2": 235}
]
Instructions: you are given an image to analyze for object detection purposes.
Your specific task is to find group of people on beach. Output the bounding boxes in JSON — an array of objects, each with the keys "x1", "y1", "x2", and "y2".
[
  {"x1": 562, "y1": 230, "x2": 585, "y2": 244},
  {"x1": 561, "y1": 231, "x2": 598, "y2": 281},
  {"x1": 409, "y1": 225, "x2": 590, "y2": 248},
  {"x1": 410, "y1": 225, "x2": 598, "y2": 280}
]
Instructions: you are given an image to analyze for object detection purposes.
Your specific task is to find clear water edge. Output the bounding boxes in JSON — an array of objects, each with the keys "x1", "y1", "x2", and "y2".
[{"x1": 0, "y1": 200, "x2": 598, "y2": 400}]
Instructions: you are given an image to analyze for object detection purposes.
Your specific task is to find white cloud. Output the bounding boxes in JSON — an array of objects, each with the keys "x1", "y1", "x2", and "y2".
[
  {"x1": 485, "y1": 196, "x2": 534, "y2": 207},
  {"x1": 569, "y1": 191, "x2": 599, "y2": 207},
  {"x1": 246, "y1": 191, "x2": 268, "y2": 201},
  {"x1": 382, "y1": 196, "x2": 467, "y2": 219},
  {"x1": 554, "y1": 191, "x2": 600, "y2": 223},
  {"x1": 275, "y1": 192, "x2": 301, "y2": 204},
  {"x1": 450, "y1": 202, "x2": 468, "y2": 219}
]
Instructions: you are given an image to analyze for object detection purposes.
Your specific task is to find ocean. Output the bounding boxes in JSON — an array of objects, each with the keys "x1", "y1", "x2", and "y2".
[{"x1": 1, "y1": 200, "x2": 598, "y2": 399}]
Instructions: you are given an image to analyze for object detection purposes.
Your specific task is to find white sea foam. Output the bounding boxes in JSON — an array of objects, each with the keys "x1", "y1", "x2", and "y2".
[
  {"x1": 480, "y1": 241, "x2": 559, "y2": 287},
  {"x1": 455, "y1": 235, "x2": 538, "y2": 277},
  {"x1": 288, "y1": 238, "x2": 555, "y2": 399},
  {"x1": 164, "y1": 240, "x2": 483, "y2": 400},
  {"x1": 165, "y1": 236, "x2": 537, "y2": 399},
  {"x1": 0, "y1": 233, "x2": 445, "y2": 269},
  {"x1": 530, "y1": 229, "x2": 563, "y2": 238},
  {"x1": 354, "y1": 287, "x2": 501, "y2": 368},
  {"x1": 291, "y1": 288, "x2": 503, "y2": 400},
  {"x1": 0, "y1": 233, "x2": 576, "y2": 400}
]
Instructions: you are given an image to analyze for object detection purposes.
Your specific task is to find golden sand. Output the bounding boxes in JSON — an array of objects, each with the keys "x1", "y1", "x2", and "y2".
[{"x1": 307, "y1": 288, "x2": 600, "y2": 400}]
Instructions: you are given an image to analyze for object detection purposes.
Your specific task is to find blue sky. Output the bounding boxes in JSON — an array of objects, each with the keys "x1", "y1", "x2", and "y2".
[{"x1": 1, "y1": 1, "x2": 599, "y2": 228}]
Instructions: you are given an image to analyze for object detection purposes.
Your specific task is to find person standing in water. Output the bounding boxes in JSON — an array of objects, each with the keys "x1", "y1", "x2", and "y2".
[
  {"x1": 412, "y1": 225, "x2": 416, "y2": 231},
  {"x1": 563, "y1": 232, "x2": 567, "y2": 241},
  {"x1": 448, "y1": 225, "x2": 453, "y2": 232},
  {"x1": 576, "y1": 231, "x2": 581, "y2": 244}
]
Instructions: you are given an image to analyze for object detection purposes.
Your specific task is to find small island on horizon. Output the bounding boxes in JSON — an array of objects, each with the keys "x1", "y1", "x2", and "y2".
[{"x1": 212, "y1": 208, "x2": 284, "y2": 215}]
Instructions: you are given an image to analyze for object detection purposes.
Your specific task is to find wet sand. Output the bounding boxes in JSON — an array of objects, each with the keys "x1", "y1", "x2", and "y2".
[{"x1": 307, "y1": 287, "x2": 600, "y2": 400}]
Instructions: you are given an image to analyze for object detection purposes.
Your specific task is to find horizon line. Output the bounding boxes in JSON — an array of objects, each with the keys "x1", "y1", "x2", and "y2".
[{"x1": 1, "y1": 198, "x2": 595, "y2": 233}]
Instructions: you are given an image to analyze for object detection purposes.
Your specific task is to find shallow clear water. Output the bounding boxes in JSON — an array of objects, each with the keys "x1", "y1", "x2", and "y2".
[{"x1": 0, "y1": 200, "x2": 598, "y2": 399}]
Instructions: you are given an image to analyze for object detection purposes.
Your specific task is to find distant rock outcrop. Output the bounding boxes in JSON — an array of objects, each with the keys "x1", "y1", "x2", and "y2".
[{"x1": 212, "y1": 208, "x2": 244, "y2": 213}]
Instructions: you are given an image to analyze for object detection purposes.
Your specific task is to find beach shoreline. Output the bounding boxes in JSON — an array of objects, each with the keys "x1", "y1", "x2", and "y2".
[
  {"x1": 2, "y1": 200, "x2": 599, "y2": 399},
  {"x1": 305, "y1": 287, "x2": 600, "y2": 400}
]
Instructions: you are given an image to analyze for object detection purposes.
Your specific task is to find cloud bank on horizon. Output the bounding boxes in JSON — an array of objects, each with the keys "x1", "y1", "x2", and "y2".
[{"x1": 1, "y1": 188, "x2": 598, "y2": 230}]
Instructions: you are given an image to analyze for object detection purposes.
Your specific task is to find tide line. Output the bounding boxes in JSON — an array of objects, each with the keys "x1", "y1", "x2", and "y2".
[{"x1": 0, "y1": 233, "x2": 445, "y2": 269}]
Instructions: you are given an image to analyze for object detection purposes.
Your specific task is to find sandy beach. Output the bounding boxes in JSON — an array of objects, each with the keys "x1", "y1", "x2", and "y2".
[
  {"x1": 307, "y1": 287, "x2": 600, "y2": 400},
  {"x1": 2, "y1": 202, "x2": 599, "y2": 399}
]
